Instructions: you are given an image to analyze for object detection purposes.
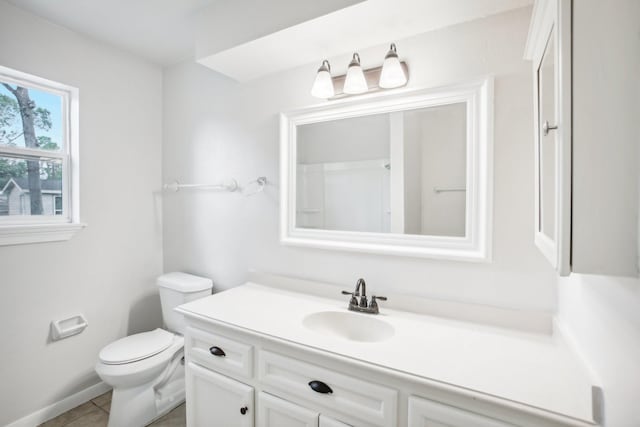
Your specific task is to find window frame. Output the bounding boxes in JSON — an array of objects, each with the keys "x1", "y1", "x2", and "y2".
[{"x1": 0, "y1": 65, "x2": 83, "y2": 245}]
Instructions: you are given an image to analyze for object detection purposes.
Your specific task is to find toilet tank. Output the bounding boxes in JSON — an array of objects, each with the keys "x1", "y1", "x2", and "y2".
[{"x1": 157, "y1": 272, "x2": 213, "y2": 335}]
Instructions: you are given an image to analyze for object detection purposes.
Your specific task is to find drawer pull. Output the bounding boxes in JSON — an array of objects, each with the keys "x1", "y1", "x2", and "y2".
[
  {"x1": 308, "y1": 380, "x2": 333, "y2": 394},
  {"x1": 240, "y1": 406, "x2": 248, "y2": 415},
  {"x1": 209, "y1": 346, "x2": 226, "y2": 357}
]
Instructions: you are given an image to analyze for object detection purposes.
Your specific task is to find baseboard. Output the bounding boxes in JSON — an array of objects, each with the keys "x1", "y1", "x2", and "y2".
[{"x1": 6, "y1": 381, "x2": 111, "y2": 427}]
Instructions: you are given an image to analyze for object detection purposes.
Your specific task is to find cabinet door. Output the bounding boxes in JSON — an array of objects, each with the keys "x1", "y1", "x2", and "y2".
[
  {"x1": 528, "y1": 0, "x2": 572, "y2": 275},
  {"x1": 319, "y1": 415, "x2": 352, "y2": 427},
  {"x1": 408, "y1": 396, "x2": 516, "y2": 427},
  {"x1": 257, "y1": 392, "x2": 319, "y2": 427},
  {"x1": 186, "y1": 361, "x2": 254, "y2": 427}
]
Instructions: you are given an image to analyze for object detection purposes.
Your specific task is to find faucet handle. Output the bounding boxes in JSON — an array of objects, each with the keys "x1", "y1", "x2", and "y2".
[
  {"x1": 370, "y1": 295, "x2": 387, "y2": 313},
  {"x1": 341, "y1": 290, "x2": 358, "y2": 306}
]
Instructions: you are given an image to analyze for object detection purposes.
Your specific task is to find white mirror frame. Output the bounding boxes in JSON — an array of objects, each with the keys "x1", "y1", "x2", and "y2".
[{"x1": 280, "y1": 77, "x2": 494, "y2": 262}]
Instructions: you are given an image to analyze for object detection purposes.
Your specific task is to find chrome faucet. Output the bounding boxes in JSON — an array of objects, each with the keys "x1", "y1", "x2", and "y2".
[
  {"x1": 355, "y1": 277, "x2": 367, "y2": 308},
  {"x1": 342, "y1": 278, "x2": 387, "y2": 314}
]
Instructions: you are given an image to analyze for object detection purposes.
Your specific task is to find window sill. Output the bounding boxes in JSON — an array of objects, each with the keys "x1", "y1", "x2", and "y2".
[{"x1": 0, "y1": 222, "x2": 86, "y2": 246}]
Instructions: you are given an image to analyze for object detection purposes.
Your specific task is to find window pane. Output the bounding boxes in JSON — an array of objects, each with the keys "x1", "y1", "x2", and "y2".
[
  {"x1": 55, "y1": 196, "x2": 63, "y2": 215},
  {"x1": 0, "y1": 156, "x2": 63, "y2": 216},
  {"x1": 0, "y1": 80, "x2": 63, "y2": 151}
]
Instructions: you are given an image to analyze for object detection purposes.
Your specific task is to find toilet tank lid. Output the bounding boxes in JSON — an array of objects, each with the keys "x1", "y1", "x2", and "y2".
[{"x1": 157, "y1": 272, "x2": 213, "y2": 292}]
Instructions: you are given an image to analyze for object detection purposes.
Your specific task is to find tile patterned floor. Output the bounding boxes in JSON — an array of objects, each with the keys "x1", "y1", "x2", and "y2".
[{"x1": 38, "y1": 391, "x2": 186, "y2": 427}]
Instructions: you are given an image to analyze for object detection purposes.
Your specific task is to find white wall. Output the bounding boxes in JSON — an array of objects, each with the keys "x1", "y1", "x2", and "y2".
[
  {"x1": 163, "y1": 6, "x2": 558, "y2": 311},
  {"x1": 557, "y1": 1, "x2": 640, "y2": 426},
  {"x1": 0, "y1": 1, "x2": 163, "y2": 425},
  {"x1": 558, "y1": 275, "x2": 640, "y2": 427}
]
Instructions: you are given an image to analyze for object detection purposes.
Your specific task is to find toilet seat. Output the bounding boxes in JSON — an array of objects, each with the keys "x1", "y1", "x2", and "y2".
[{"x1": 99, "y1": 328, "x2": 175, "y2": 365}]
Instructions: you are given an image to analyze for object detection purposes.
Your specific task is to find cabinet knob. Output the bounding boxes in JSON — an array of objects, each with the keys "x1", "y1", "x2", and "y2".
[
  {"x1": 542, "y1": 120, "x2": 558, "y2": 136},
  {"x1": 209, "y1": 346, "x2": 226, "y2": 357},
  {"x1": 308, "y1": 380, "x2": 333, "y2": 394},
  {"x1": 240, "y1": 406, "x2": 248, "y2": 415}
]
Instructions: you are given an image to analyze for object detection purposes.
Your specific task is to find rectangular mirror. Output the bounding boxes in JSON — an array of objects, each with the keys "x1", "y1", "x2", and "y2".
[{"x1": 280, "y1": 78, "x2": 493, "y2": 261}]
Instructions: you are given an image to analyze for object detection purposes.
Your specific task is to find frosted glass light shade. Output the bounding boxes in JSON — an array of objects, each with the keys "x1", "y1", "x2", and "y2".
[
  {"x1": 311, "y1": 60, "x2": 334, "y2": 98},
  {"x1": 343, "y1": 53, "x2": 368, "y2": 94},
  {"x1": 379, "y1": 44, "x2": 407, "y2": 89}
]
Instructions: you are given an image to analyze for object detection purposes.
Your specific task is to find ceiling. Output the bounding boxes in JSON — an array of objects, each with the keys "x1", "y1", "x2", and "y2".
[
  {"x1": 7, "y1": 0, "x2": 532, "y2": 73},
  {"x1": 6, "y1": 0, "x2": 363, "y2": 65},
  {"x1": 6, "y1": 0, "x2": 220, "y2": 64}
]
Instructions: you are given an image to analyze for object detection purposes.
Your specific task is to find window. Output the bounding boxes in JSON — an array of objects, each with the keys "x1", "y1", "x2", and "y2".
[
  {"x1": 54, "y1": 195, "x2": 63, "y2": 216},
  {"x1": 0, "y1": 65, "x2": 82, "y2": 245}
]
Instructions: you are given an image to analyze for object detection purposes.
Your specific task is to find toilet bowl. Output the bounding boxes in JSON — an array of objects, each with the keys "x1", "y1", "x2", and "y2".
[{"x1": 95, "y1": 273, "x2": 213, "y2": 427}]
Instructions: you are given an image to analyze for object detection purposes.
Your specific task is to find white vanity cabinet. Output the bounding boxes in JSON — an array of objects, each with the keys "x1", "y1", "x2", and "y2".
[
  {"x1": 185, "y1": 361, "x2": 254, "y2": 427},
  {"x1": 184, "y1": 324, "x2": 360, "y2": 427},
  {"x1": 181, "y1": 315, "x2": 595, "y2": 427},
  {"x1": 408, "y1": 396, "x2": 516, "y2": 427},
  {"x1": 320, "y1": 416, "x2": 352, "y2": 427},
  {"x1": 525, "y1": 0, "x2": 638, "y2": 276},
  {"x1": 258, "y1": 350, "x2": 397, "y2": 426},
  {"x1": 258, "y1": 392, "x2": 352, "y2": 427},
  {"x1": 259, "y1": 392, "x2": 319, "y2": 427}
]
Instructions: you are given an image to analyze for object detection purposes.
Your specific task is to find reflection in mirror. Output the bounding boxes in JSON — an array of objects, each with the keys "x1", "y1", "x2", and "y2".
[{"x1": 296, "y1": 103, "x2": 467, "y2": 237}]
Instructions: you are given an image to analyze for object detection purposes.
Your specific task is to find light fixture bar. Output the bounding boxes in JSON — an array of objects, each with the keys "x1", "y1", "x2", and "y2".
[{"x1": 329, "y1": 61, "x2": 409, "y2": 99}]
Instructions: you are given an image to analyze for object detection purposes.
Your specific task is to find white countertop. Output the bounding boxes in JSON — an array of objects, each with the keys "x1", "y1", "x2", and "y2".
[{"x1": 177, "y1": 282, "x2": 596, "y2": 424}]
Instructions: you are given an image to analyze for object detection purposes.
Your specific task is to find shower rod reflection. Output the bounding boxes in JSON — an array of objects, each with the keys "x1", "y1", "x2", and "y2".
[
  {"x1": 163, "y1": 176, "x2": 267, "y2": 196},
  {"x1": 433, "y1": 187, "x2": 466, "y2": 193},
  {"x1": 163, "y1": 179, "x2": 239, "y2": 192}
]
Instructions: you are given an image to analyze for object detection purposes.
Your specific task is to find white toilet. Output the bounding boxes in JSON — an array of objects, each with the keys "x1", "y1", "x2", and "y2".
[{"x1": 95, "y1": 272, "x2": 213, "y2": 427}]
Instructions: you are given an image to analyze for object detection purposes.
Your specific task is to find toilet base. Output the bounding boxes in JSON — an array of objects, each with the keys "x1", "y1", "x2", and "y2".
[{"x1": 107, "y1": 358, "x2": 185, "y2": 427}]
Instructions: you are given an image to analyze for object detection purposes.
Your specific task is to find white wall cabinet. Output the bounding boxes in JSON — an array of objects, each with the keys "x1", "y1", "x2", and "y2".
[
  {"x1": 185, "y1": 361, "x2": 254, "y2": 427},
  {"x1": 182, "y1": 317, "x2": 592, "y2": 427},
  {"x1": 525, "y1": 0, "x2": 572, "y2": 276},
  {"x1": 525, "y1": 0, "x2": 638, "y2": 276}
]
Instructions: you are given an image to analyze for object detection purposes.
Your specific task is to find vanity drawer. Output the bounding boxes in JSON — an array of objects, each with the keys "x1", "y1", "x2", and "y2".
[
  {"x1": 259, "y1": 350, "x2": 397, "y2": 427},
  {"x1": 408, "y1": 396, "x2": 517, "y2": 427},
  {"x1": 185, "y1": 326, "x2": 253, "y2": 379}
]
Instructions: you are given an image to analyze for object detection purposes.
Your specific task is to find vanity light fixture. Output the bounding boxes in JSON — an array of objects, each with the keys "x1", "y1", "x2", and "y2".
[
  {"x1": 379, "y1": 43, "x2": 407, "y2": 89},
  {"x1": 310, "y1": 60, "x2": 335, "y2": 98},
  {"x1": 343, "y1": 53, "x2": 368, "y2": 94},
  {"x1": 311, "y1": 43, "x2": 409, "y2": 99}
]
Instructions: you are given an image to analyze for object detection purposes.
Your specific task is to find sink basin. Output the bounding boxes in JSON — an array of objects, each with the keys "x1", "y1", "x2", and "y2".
[{"x1": 302, "y1": 311, "x2": 395, "y2": 343}]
